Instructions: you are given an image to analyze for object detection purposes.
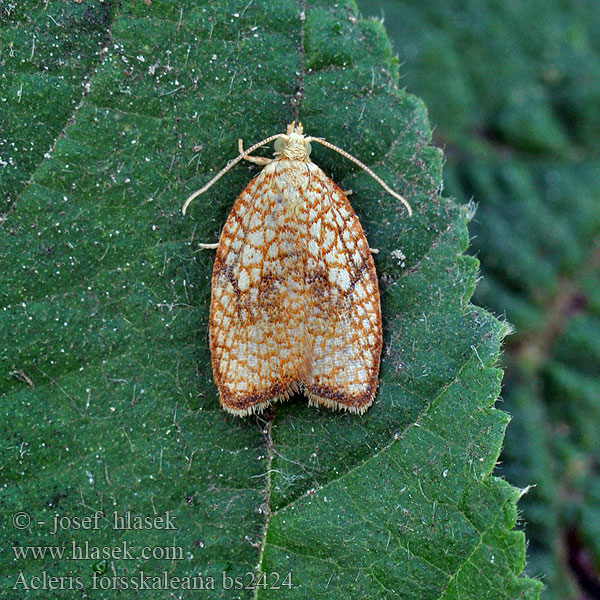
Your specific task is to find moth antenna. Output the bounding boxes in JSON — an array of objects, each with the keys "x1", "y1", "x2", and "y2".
[
  {"x1": 182, "y1": 133, "x2": 285, "y2": 215},
  {"x1": 306, "y1": 137, "x2": 413, "y2": 216}
]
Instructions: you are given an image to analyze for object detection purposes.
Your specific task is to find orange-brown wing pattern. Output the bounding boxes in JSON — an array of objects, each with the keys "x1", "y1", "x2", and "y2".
[
  {"x1": 209, "y1": 158, "x2": 381, "y2": 416},
  {"x1": 301, "y1": 162, "x2": 382, "y2": 413},
  {"x1": 209, "y1": 160, "x2": 310, "y2": 415}
]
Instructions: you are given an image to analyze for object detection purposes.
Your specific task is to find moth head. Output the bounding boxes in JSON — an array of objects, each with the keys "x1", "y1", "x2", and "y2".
[
  {"x1": 274, "y1": 121, "x2": 312, "y2": 161},
  {"x1": 183, "y1": 122, "x2": 412, "y2": 217}
]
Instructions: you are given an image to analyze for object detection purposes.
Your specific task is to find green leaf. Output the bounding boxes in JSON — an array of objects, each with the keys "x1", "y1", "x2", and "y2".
[
  {"x1": 358, "y1": 0, "x2": 600, "y2": 597},
  {"x1": 1, "y1": 1, "x2": 539, "y2": 598},
  {"x1": 1, "y1": 1, "x2": 114, "y2": 211}
]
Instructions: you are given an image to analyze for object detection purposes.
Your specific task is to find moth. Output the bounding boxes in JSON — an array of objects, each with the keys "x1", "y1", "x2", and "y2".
[{"x1": 183, "y1": 122, "x2": 411, "y2": 416}]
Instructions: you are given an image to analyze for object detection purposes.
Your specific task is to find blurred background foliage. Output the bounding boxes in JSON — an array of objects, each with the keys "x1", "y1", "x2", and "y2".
[{"x1": 355, "y1": 0, "x2": 600, "y2": 598}]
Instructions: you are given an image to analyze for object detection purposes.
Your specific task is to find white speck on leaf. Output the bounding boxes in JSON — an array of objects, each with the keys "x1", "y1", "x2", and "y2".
[{"x1": 391, "y1": 248, "x2": 406, "y2": 267}]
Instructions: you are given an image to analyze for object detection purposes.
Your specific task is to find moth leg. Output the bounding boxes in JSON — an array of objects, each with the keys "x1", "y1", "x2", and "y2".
[
  {"x1": 342, "y1": 189, "x2": 353, "y2": 196},
  {"x1": 198, "y1": 242, "x2": 219, "y2": 250},
  {"x1": 238, "y1": 138, "x2": 273, "y2": 165},
  {"x1": 370, "y1": 247, "x2": 379, "y2": 254}
]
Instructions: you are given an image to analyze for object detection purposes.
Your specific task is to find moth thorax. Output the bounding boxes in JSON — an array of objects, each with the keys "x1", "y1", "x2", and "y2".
[{"x1": 274, "y1": 133, "x2": 312, "y2": 161}]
